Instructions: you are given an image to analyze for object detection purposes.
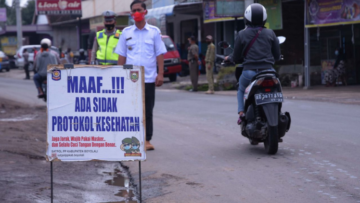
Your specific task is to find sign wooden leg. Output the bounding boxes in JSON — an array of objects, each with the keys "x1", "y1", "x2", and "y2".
[
  {"x1": 139, "y1": 161, "x2": 142, "y2": 203},
  {"x1": 51, "y1": 161, "x2": 53, "y2": 203}
]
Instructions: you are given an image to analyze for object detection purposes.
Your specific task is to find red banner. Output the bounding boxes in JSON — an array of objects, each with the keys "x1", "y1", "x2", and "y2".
[{"x1": 36, "y1": 0, "x2": 82, "y2": 15}]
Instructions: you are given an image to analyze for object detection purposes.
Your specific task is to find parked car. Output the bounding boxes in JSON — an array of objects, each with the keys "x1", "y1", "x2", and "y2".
[
  {"x1": 0, "y1": 51, "x2": 10, "y2": 72},
  {"x1": 14, "y1": 45, "x2": 60, "y2": 70},
  {"x1": 162, "y1": 35, "x2": 182, "y2": 82}
]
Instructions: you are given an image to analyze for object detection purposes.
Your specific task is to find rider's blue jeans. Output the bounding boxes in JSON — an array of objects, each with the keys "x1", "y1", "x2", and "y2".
[
  {"x1": 33, "y1": 73, "x2": 46, "y2": 93},
  {"x1": 237, "y1": 68, "x2": 274, "y2": 113}
]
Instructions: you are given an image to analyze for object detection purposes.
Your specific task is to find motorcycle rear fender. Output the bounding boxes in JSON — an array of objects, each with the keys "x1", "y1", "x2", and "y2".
[
  {"x1": 261, "y1": 103, "x2": 279, "y2": 127},
  {"x1": 243, "y1": 80, "x2": 256, "y2": 104}
]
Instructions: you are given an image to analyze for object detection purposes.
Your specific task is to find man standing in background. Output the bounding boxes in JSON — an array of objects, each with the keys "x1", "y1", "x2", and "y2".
[
  {"x1": 205, "y1": 35, "x2": 215, "y2": 94},
  {"x1": 23, "y1": 49, "x2": 30, "y2": 80},
  {"x1": 187, "y1": 36, "x2": 199, "y2": 92},
  {"x1": 65, "y1": 48, "x2": 74, "y2": 64}
]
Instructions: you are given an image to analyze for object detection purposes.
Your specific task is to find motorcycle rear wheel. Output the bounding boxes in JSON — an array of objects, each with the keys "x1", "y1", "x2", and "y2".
[{"x1": 264, "y1": 126, "x2": 278, "y2": 155}]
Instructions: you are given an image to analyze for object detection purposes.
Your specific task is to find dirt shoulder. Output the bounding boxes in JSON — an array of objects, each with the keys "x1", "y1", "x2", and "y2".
[
  {"x1": 0, "y1": 98, "x2": 138, "y2": 203},
  {"x1": 0, "y1": 98, "x2": 46, "y2": 158}
]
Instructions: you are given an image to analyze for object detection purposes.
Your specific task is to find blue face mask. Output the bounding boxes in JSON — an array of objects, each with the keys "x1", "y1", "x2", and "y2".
[
  {"x1": 335, "y1": 51, "x2": 339, "y2": 55},
  {"x1": 132, "y1": 144, "x2": 139, "y2": 149},
  {"x1": 124, "y1": 144, "x2": 131, "y2": 150}
]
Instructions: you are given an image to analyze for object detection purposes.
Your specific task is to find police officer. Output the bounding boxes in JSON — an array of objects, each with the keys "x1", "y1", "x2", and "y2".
[
  {"x1": 91, "y1": 10, "x2": 122, "y2": 65},
  {"x1": 187, "y1": 36, "x2": 199, "y2": 92},
  {"x1": 205, "y1": 35, "x2": 215, "y2": 94}
]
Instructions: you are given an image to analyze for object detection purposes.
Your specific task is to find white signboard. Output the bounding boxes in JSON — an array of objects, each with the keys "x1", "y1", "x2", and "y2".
[{"x1": 46, "y1": 65, "x2": 146, "y2": 161}]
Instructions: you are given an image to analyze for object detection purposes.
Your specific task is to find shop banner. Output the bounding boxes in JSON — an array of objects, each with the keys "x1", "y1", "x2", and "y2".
[
  {"x1": 306, "y1": 0, "x2": 360, "y2": 27},
  {"x1": 259, "y1": 0, "x2": 283, "y2": 30},
  {"x1": 36, "y1": 0, "x2": 82, "y2": 15},
  {"x1": 0, "y1": 37, "x2": 17, "y2": 55},
  {"x1": 0, "y1": 8, "x2": 6, "y2": 22},
  {"x1": 215, "y1": 0, "x2": 245, "y2": 17},
  {"x1": 46, "y1": 65, "x2": 146, "y2": 162},
  {"x1": 203, "y1": 1, "x2": 236, "y2": 23}
]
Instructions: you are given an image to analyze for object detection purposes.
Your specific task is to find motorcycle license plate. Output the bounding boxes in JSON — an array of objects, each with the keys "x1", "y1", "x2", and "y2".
[{"x1": 255, "y1": 93, "x2": 284, "y2": 105}]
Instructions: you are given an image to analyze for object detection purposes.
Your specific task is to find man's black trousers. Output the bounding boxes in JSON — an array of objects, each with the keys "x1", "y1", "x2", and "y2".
[{"x1": 145, "y1": 83, "x2": 155, "y2": 141}]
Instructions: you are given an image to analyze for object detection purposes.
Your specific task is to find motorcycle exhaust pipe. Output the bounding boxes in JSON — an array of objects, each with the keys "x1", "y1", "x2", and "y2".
[{"x1": 278, "y1": 112, "x2": 291, "y2": 138}]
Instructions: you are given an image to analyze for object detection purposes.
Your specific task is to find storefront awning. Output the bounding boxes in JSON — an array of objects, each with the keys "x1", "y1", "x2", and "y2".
[
  {"x1": 130, "y1": 3, "x2": 202, "y2": 35},
  {"x1": 147, "y1": 5, "x2": 175, "y2": 17},
  {"x1": 129, "y1": 5, "x2": 176, "y2": 34}
]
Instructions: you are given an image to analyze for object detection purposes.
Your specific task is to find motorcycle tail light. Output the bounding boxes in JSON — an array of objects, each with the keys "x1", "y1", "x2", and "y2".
[
  {"x1": 256, "y1": 77, "x2": 278, "y2": 87},
  {"x1": 255, "y1": 78, "x2": 264, "y2": 86},
  {"x1": 265, "y1": 88, "x2": 271, "y2": 92},
  {"x1": 261, "y1": 79, "x2": 275, "y2": 87},
  {"x1": 272, "y1": 77, "x2": 279, "y2": 84}
]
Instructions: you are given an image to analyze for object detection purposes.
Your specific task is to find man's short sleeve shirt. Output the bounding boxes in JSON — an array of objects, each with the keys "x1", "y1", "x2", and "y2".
[{"x1": 115, "y1": 23, "x2": 167, "y2": 83}]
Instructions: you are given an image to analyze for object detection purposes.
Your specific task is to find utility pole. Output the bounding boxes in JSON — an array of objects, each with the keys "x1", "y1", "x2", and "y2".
[
  {"x1": 15, "y1": 0, "x2": 23, "y2": 49},
  {"x1": 304, "y1": 0, "x2": 310, "y2": 89}
]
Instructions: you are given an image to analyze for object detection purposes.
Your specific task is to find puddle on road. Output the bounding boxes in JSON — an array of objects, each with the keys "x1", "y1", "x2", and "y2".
[
  {"x1": 103, "y1": 168, "x2": 137, "y2": 203},
  {"x1": 0, "y1": 114, "x2": 36, "y2": 122}
]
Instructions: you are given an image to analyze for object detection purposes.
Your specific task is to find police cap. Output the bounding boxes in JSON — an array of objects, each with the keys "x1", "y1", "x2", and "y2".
[
  {"x1": 103, "y1": 10, "x2": 116, "y2": 22},
  {"x1": 122, "y1": 138, "x2": 132, "y2": 144},
  {"x1": 131, "y1": 137, "x2": 140, "y2": 144}
]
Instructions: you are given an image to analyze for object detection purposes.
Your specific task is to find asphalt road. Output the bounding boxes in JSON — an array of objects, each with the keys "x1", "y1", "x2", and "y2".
[
  {"x1": 0, "y1": 77, "x2": 45, "y2": 107},
  {"x1": 1, "y1": 77, "x2": 360, "y2": 203},
  {"x1": 127, "y1": 89, "x2": 360, "y2": 203}
]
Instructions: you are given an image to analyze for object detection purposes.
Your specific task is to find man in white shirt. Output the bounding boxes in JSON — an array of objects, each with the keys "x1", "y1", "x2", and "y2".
[{"x1": 115, "y1": 0, "x2": 167, "y2": 151}]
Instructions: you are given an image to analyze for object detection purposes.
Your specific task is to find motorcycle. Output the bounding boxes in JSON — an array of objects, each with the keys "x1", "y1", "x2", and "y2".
[
  {"x1": 215, "y1": 43, "x2": 235, "y2": 72},
  {"x1": 219, "y1": 36, "x2": 291, "y2": 155},
  {"x1": 78, "y1": 60, "x2": 88, "y2": 65}
]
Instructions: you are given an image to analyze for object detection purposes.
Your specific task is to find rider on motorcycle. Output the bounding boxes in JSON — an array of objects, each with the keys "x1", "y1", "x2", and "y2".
[
  {"x1": 232, "y1": 3, "x2": 281, "y2": 125},
  {"x1": 33, "y1": 38, "x2": 58, "y2": 98},
  {"x1": 79, "y1": 49, "x2": 87, "y2": 61}
]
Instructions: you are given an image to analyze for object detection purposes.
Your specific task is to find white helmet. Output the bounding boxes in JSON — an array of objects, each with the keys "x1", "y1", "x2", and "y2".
[
  {"x1": 40, "y1": 38, "x2": 51, "y2": 47},
  {"x1": 244, "y1": 3, "x2": 267, "y2": 26}
]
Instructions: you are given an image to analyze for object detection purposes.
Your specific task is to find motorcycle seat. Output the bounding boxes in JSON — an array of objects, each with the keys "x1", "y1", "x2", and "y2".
[{"x1": 251, "y1": 70, "x2": 279, "y2": 82}]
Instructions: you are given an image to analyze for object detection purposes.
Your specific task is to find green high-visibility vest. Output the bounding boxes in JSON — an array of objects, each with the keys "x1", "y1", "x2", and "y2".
[{"x1": 96, "y1": 29, "x2": 122, "y2": 65}]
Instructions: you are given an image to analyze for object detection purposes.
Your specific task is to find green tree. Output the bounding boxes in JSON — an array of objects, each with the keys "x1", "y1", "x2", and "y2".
[
  {"x1": 0, "y1": 0, "x2": 35, "y2": 25},
  {"x1": 21, "y1": 0, "x2": 35, "y2": 25},
  {"x1": 0, "y1": 0, "x2": 16, "y2": 25}
]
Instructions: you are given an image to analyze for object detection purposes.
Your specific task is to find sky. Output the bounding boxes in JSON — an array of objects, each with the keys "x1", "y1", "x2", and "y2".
[{"x1": 6, "y1": 0, "x2": 29, "y2": 7}]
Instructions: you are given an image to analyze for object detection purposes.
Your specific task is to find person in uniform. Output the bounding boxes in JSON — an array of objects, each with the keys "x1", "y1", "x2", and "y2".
[
  {"x1": 115, "y1": 0, "x2": 167, "y2": 151},
  {"x1": 131, "y1": 137, "x2": 140, "y2": 153},
  {"x1": 120, "y1": 138, "x2": 133, "y2": 154},
  {"x1": 187, "y1": 36, "x2": 199, "y2": 92},
  {"x1": 91, "y1": 10, "x2": 122, "y2": 65},
  {"x1": 205, "y1": 35, "x2": 215, "y2": 94}
]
